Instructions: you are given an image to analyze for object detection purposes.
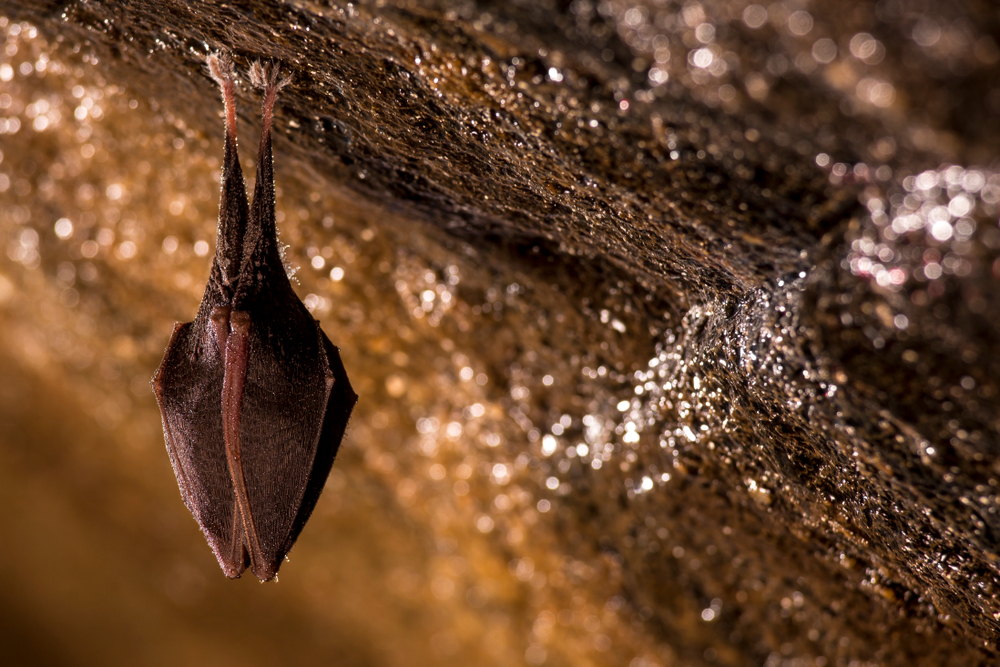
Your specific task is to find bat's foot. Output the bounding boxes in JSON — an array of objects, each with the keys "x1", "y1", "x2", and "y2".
[
  {"x1": 207, "y1": 52, "x2": 237, "y2": 88},
  {"x1": 249, "y1": 61, "x2": 292, "y2": 94},
  {"x1": 249, "y1": 61, "x2": 292, "y2": 135},
  {"x1": 207, "y1": 53, "x2": 239, "y2": 139}
]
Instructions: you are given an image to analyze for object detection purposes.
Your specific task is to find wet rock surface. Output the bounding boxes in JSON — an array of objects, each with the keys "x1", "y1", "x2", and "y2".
[{"x1": 0, "y1": 1, "x2": 998, "y2": 665}]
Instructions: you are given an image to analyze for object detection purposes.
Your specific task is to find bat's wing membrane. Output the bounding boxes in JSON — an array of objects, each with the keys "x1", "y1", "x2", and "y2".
[
  {"x1": 285, "y1": 327, "x2": 357, "y2": 556},
  {"x1": 236, "y1": 308, "x2": 332, "y2": 580},
  {"x1": 153, "y1": 321, "x2": 249, "y2": 578}
]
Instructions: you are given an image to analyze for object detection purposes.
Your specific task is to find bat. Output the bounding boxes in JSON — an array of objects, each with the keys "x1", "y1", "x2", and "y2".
[{"x1": 152, "y1": 54, "x2": 357, "y2": 582}]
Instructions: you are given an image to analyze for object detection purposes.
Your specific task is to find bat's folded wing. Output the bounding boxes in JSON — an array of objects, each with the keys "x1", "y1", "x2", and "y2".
[
  {"x1": 236, "y1": 317, "x2": 356, "y2": 580},
  {"x1": 153, "y1": 321, "x2": 250, "y2": 578}
]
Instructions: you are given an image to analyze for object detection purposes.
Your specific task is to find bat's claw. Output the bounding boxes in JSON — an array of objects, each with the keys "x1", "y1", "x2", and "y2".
[
  {"x1": 207, "y1": 52, "x2": 237, "y2": 88},
  {"x1": 250, "y1": 61, "x2": 292, "y2": 135},
  {"x1": 249, "y1": 61, "x2": 293, "y2": 93}
]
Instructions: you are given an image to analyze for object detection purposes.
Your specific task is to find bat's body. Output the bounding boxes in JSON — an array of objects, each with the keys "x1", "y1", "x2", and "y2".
[{"x1": 152, "y1": 55, "x2": 356, "y2": 581}]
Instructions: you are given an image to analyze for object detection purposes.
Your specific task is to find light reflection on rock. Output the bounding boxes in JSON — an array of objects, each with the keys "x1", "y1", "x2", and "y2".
[{"x1": 1, "y1": 3, "x2": 999, "y2": 667}]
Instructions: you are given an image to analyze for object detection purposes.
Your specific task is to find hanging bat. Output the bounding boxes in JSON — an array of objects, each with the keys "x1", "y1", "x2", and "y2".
[{"x1": 152, "y1": 53, "x2": 357, "y2": 582}]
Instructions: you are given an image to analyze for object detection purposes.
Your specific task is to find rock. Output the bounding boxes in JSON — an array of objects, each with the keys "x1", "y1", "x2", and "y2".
[{"x1": 0, "y1": 2, "x2": 997, "y2": 665}]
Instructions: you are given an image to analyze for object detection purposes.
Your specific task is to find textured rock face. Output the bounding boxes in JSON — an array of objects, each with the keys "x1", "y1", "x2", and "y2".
[{"x1": 0, "y1": 2, "x2": 998, "y2": 666}]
